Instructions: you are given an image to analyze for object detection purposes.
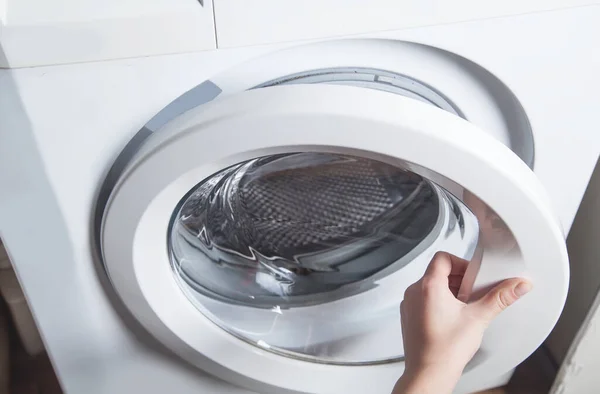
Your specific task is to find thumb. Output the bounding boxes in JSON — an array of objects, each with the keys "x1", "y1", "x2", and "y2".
[{"x1": 468, "y1": 278, "x2": 533, "y2": 323}]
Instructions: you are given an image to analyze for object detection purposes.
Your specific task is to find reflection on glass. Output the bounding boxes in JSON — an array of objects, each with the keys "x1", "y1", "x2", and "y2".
[
  {"x1": 169, "y1": 153, "x2": 480, "y2": 364},
  {"x1": 463, "y1": 191, "x2": 517, "y2": 252},
  {"x1": 173, "y1": 153, "x2": 439, "y2": 306}
]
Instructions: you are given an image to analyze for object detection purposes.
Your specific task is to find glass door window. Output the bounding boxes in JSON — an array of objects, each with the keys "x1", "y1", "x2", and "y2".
[{"x1": 169, "y1": 152, "x2": 479, "y2": 364}]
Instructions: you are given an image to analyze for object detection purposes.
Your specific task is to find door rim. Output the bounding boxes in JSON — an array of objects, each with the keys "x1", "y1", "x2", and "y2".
[{"x1": 100, "y1": 84, "x2": 567, "y2": 394}]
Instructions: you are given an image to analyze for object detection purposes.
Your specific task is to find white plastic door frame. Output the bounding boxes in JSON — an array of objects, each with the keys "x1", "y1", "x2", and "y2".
[{"x1": 100, "y1": 84, "x2": 568, "y2": 394}]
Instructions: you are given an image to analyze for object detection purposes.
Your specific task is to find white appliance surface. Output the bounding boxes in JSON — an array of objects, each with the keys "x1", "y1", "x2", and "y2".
[
  {"x1": 1, "y1": 0, "x2": 599, "y2": 67},
  {"x1": 0, "y1": 4, "x2": 599, "y2": 394}
]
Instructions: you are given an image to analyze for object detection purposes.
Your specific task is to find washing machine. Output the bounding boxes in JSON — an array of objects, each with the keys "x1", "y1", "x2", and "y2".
[{"x1": 1, "y1": 2, "x2": 600, "y2": 393}]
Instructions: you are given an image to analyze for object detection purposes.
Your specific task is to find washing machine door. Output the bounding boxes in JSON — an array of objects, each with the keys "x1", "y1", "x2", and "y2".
[{"x1": 100, "y1": 84, "x2": 567, "y2": 394}]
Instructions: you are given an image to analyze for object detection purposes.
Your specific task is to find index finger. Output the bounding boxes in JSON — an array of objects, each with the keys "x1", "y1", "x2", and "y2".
[{"x1": 424, "y1": 251, "x2": 470, "y2": 279}]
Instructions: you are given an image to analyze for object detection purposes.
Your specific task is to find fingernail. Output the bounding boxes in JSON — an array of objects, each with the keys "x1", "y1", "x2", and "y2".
[{"x1": 514, "y1": 281, "x2": 533, "y2": 297}]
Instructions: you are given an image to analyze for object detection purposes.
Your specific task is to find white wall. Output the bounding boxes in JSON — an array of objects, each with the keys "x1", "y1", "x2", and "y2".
[
  {"x1": 546, "y1": 158, "x2": 600, "y2": 391},
  {"x1": 551, "y1": 290, "x2": 600, "y2": 393}
]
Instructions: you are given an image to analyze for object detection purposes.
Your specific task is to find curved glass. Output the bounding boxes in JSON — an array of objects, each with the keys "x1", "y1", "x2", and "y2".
[{"x1": 169, "y1": 153, "x2": 480, "y2": 365}]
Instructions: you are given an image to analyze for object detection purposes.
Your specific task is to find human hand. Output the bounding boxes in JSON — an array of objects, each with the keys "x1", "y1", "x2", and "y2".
[{"x1": 393, "y1": 252, "x2": 532, "y2": 394}]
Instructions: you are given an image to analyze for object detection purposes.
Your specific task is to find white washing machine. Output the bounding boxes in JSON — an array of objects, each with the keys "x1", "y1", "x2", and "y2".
[{"x1": 1, "y1": 2, "x2": 600, "y2": 393}]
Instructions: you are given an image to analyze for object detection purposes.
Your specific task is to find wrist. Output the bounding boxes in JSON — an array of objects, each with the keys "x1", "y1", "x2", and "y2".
[{"x1": 394, "y1": 364, "x2": 462, "y2": 394}]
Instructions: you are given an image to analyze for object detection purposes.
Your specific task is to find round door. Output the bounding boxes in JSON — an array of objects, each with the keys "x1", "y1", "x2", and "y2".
[{"x1": 98, "y1": 84, "x2": 567, "y2": 394}]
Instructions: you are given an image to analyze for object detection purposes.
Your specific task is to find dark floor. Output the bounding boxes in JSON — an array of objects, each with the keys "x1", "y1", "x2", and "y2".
[{"x1": 2, "y1": 299, "x2": 61, "y2": 394}]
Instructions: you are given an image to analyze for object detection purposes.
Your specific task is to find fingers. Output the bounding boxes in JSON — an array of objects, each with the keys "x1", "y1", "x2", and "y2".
[
  {"x1": 468, "y1": 278, "x2": 533, "y2": 322},
  {"x1": 448, "y1": 275, "x2": 464, "y2": 297},
  {"x1": 424, "y1": 251, "x2": 470, "y2": 280}
]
